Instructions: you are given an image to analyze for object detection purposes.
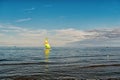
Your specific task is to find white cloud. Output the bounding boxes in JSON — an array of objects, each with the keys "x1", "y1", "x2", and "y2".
[
  {"x1": 0, "y1": 24, "x2": 120, "y2": 47},
  {"x1": 86, "y1": 28, "x2": 120, "y2": 39},
  {"x1": 54, "y1": 28, "x2": 97, "y2": 42},
  {"x1": 16, "y1": 18, "x2": 32, "y2": 22},
  {"x1": 67, "y1": 28, "x2": 120, "y2": 47}
]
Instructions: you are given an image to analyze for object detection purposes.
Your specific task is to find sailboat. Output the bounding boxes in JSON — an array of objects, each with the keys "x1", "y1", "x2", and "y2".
[
  {"x1": 44, "y1": 38, "x2": 51, "y2": 71},
  {"x1": 44, "y1": 38, "x2": 51, "y2": 49}
]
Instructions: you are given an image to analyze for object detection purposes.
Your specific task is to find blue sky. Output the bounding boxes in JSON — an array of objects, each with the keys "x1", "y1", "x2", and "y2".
[
  {"x1": 1, "y1": 0, "x2": 120, "y2": 29},
  {"x1": 0, "y1": 0, "x2": 120, "y2": 46}
]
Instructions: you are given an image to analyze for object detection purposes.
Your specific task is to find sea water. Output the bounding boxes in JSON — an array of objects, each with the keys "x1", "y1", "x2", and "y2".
[{"x1": 0, "y1": 47, "x2": 120, "y2": 79}]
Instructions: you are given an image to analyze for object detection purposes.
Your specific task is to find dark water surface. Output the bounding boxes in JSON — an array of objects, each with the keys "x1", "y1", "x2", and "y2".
[{"x1": 0, "y1": 47, "x2": 120, "y2": 79}]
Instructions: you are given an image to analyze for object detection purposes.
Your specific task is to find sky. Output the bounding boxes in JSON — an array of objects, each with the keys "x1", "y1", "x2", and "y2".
[{"x1": 0, "y1": 0, "x2": 120, "y2": 47}]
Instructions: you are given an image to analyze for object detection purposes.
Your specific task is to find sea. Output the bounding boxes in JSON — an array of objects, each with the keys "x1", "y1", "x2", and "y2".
[{"x1": 0, "y1": 47, "x2": 120, "y2": 79}]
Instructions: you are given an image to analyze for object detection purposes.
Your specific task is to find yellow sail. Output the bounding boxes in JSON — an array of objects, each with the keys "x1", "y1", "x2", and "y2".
[{"x1": 44, "y1": 38, "x2": 51, "y2": 49}]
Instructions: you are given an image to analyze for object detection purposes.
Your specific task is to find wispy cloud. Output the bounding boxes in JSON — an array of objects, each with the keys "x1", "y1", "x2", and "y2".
[
  {"x1": 43, "y1": 4, "x2": 53, "y2": 8},
  {"x1": 0, "y1": 24, "x2": 27, "y2": 33},
  {"x1": 24, "y1": 7, "x2": 35, "y2": 14},
  {"x1": 59, "y1": 16, "x2": 66, "y2": 19},
  {"x1": 25, "y1": 8, "x2": 35, "y2": 11},
  {"x1": 16, "y1": 18, "x2": 32, "y2": 22}
]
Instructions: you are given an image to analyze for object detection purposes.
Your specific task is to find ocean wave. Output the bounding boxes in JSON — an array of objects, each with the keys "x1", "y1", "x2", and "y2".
[
  {"x1": 76, "y1": 63, "x2": 120, "y2": 69},
  {"x1": 0, "y1": 61, "x2": 58, "y2": 66}
]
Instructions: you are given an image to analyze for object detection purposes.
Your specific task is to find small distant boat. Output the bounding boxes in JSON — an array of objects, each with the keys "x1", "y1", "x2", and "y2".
[{"x1": 44, "y1": 38, "x2": 51, "y2": 49}]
